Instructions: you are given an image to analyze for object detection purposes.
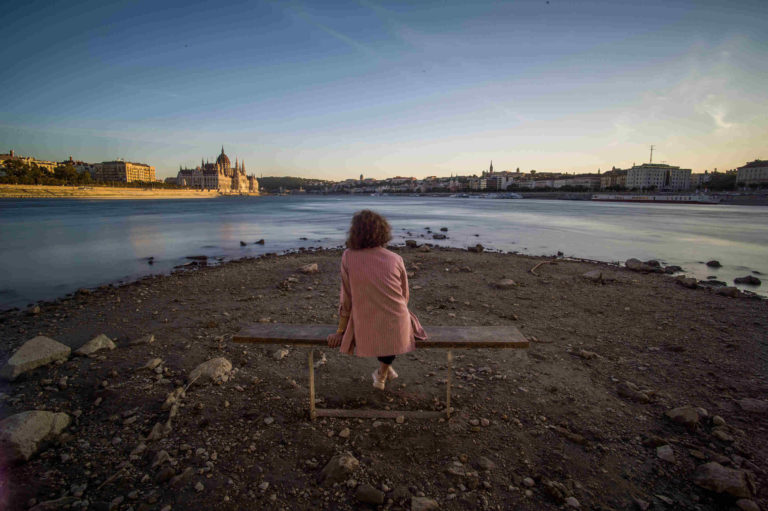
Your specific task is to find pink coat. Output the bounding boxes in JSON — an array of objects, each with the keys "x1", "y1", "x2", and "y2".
[{"x1": 338, "y1": 247, "x2": 427, "y2": 357}]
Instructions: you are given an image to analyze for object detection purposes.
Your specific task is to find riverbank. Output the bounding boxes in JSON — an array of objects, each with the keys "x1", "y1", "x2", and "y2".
[
  {"x1": 1, "y1": 247, "x2": 766, "y2": 510},
  {"x1": 0, "y1": 184, "x2": 229, "y2": 199}
]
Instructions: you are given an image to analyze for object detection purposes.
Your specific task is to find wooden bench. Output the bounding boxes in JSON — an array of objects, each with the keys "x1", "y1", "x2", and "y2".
[{"x1": 233, "y1": 324, "x2": 529, "y2": 420}]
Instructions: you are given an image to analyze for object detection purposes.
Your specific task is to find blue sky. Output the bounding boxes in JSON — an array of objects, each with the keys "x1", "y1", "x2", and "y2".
[{"x1": 1, "y1": 0, "x2": 766, "y2": 179}]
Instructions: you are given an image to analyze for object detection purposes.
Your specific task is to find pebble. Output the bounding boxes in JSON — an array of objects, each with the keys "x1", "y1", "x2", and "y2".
[
  {"x1": 522, "y1": 477, "x2": 535, "y2": 487},
  {"x1": 264, "y1": 417, "x2": 275, "y2": 425},
  {"x1": 395, "y1": 415, "x2": 405, "y2": 424},
  {"x1": 565, "y1": 496, "x2": 580, "y2": 508},
  {"x1": 194, "y1": 481, "x2": 204, "y2": 492},
  {"x1": 338, "y1": 428, "x2": 350, "y2": 439}
]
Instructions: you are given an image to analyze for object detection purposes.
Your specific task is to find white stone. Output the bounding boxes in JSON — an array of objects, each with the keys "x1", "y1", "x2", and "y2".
[
  {"x1": 411, "y1": 496, "x2": 439, "y2": 511},
  {"x1": 1, "y1": 336, "x2": 71, "y2": 381},
  {"x1": 0, "y1": 411, "x2": 70, "y2": 462},
  {"x1": 74, "y1": 334, "x2": 116, "y2": 356},
  {"x1": 299, "y1": 263, "x2": 319, "y2": 274},
  {"x1": 189, "y1": 358, "x2": 232, "y2": 385}
]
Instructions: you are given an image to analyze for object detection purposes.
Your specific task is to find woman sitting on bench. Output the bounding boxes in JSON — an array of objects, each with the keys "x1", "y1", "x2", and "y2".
[{"x1": 326, "y1": 210, "x2": 427, "y2": 390}]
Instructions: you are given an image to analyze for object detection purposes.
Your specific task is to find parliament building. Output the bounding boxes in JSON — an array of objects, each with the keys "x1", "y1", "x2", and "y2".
[{"x1": 177, "y1": 147, "x2": 259, "y2": 193}]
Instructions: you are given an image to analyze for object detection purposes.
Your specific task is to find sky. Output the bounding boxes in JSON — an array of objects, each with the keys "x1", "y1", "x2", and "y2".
[{"x1": 1, "y1": 0, "x2": 766, "y2": 180}]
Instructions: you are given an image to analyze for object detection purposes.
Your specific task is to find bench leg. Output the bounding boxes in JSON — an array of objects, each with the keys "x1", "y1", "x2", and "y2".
[
  {"x1": 446, "y1": 349, "x2": 453, "y2": 419},
  {"x1": 308, "y1": 350, "x2": 316, "y2": 420}
]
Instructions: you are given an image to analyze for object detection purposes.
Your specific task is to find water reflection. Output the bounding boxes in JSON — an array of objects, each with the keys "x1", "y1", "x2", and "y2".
[{"x1": 0, "y1": 196, "x2": 766, "y2": 309}]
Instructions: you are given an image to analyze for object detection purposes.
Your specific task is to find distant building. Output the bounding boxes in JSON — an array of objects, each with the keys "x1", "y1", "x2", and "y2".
[
  {"x1": 164, "y1": 177, "x2": 178, "y2": 185},
  {"x1": 736, "y1": 160, "x2": 768, "y2": 187},
  {"x1": 61, "y1": 156, "x2": 99, "y2": 176},
  {"x1": 553, "y1": 175, "x2": 600, "y2": 189},
  {"x1": 177, "y1": 146, "x2": 258, "y2": 193},
  {"x1": 95, "y1": 160, "x2": 156, "y2": 182},
  {"x1": 690, "y1": 171, "x2": 712, "y2": 189},
  {"x1": 625, "y1": 163, "x2": 690, "y2": 191},
  {"x1": 600, "y1": 168, "x2": 627, "y2": 189},
  {"x1": 0, "y1": 150, "x2": 57, "y2": 172}
]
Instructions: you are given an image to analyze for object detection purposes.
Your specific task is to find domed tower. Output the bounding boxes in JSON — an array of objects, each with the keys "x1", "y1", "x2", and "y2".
[{"x1": 216, "y1": 146, "x2": 231, "y2": 173}]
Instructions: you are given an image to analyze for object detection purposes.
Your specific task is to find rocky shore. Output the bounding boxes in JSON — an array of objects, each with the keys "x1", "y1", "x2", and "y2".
[{"x1": 1, "y1": 246, "x2": 766, "y2": 510}]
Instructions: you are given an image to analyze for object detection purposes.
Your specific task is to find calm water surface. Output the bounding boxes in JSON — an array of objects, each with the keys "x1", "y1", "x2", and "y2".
[{"x1": 1, "y1": 196, "x2": 767, "y2": 309}]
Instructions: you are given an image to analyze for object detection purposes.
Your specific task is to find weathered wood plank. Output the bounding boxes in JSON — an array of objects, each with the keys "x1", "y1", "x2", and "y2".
[
  {"x1": 314, "y1": 408, "x2": 444, "y2": 419},
  {"x1": 233, "y1": 323, "x2": 528, "y2": 349}
]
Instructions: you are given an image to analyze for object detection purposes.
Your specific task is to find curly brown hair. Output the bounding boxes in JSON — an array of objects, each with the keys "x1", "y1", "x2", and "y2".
[{"x1": 346, "y1": 210, "x2": 392, "y2": 249}]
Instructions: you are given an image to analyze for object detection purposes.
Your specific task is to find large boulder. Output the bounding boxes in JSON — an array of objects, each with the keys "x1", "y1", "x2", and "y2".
[
  {"x1": 320, "y1": 452, "x2": 359, "y2": 485},
  {"x1": 715, "y1": 286, "x2": 740, "y2": 298},
  {"x1": 625, "y1": 258, "x2": 656, "y2": 272},
  {"x1": 74, "y1": 334, "x2": 116, "y2": 356},
  {"x1": 0, "y1": 411, "x2": 70, "y2": 462},
  {"x1": 734, "y1": 275, "x2": 761, "y2": 286},
  {"x1": 188, "y1": 357, "x2": 232, "y2": 385},
  {"x1": 706, "y1": 260, "x2": 722, "y2": 268},
  {"x1": 0, "y1": 336, "x2": 71, "y2": 381},
  {"x1": 692, "y1": 462, "x2": 753, "y2": 498},
  {"x1": 676, "y1": 276, "x2": 698, "y2": 289}
]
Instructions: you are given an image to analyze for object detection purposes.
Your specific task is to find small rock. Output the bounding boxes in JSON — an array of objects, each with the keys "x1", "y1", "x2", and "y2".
[
  {"x1": 656, "y1": 445, "x2": 676, "y2": 463},
  {"x1": 189, "y1": 357, "x2": 232, "y2": 385},
  {"x1": 665, "y1": 406, "x2": 701, "y2": 429},
  {"x1": 411, "y1": 496, "x2": 439, "y2": 511},
  {"x1": 255, "y1": 239, "x2": 265, "y2": 244},
  {"x1": 676, "y1": 276, "x2": 698, "y2": 289},
  {"x1": 299, "y1": 263, "x2": 319, "y2": 274},
  {"x1": 142, "y1": 358, "x2": 163, "y2": 371},
  {"x1": 692, "y1": 462, "x2": 753, "y2": 498},
  {"x1": 356, "y1": 484, "x2": 385, "y2": 505},
  {"x1": 734, "y1": 275, "x2": 761, "y2": 286},
  {"x1": 736, "y1": 398, "x2": 768, "y2": 414},
  {"x1": 418, "y1": 245, "x2": 431, "y2": 252},
  {"x1": 338, "y1": 427, "x2": 350, "y2": 439},
  {"x1": 477, "y1": 456, "x2": 496, "y2": 471},
  {"x1": 0, "y1": 336, "x2": 71, "y2": 381},
  {"x1": 240, "y1": 241, "x2": 247, "y2": 246},
  {"x1": 494, "y1": 279, "x2": 516, "y2": 289},
  {"x1": 75, "y1": 334, "x2": 116, "y2": 356},
  {"x1": 706, "y1": 260, "x2": 722, "y2": 267},
  {"x1": 715, "y1": 286, "x2": 740, "y2": 298},
  {"x1": 432, "y1": 233, "x2": 447, "y2": 240},
  {"x1": 272, "y1": 349, "x2": 289, "y2": 361},
  {"x1": 395, "y1": 415, "x2": 405, "y2": 424},
  {"x1": 712, "y1": 415, "x2": 726, "y2": 426},
  {"x1": 405, "y1": 240, "x2": 419, "y2": 248},
  {"x1": 565, "y1": 496, "x2": 580, "y2": 508},
  {"x1": 320, "y1": 452, "x2": 359, "y2": 485},
  {"x1": 522, "y1": 477, "x2": 535, "y2": 487},
  {"x1": 467, "y1": 244, "x2": 484, "y2": 253},
  {"x1": 626, "y1": 258, "x2": 656, "y2": 272},
  {"x1": 129, "y1": 334, "x2": 155, "y2": 346},
  {"x1": 735, "y1": 499, "x2": 761, "y2": 511},
  {"x1": 195, "y1": 481, "x2": 204, "y2": 492}
]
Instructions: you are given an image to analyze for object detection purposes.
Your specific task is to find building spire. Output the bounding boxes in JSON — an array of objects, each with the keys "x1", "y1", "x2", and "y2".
[{"x1": 490, "y1": 160, "x2": 493, "y2": 174}]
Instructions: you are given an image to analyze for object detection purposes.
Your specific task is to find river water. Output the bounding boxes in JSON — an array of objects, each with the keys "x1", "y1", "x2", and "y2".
[{"x1": 1, "y1": 196, "x2": 766, "y2": 309}]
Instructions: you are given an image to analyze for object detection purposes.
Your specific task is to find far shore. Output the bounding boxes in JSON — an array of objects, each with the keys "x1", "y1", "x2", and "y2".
[{"x1": 0, "y1": 184, "x2": 260, "y2": 200}]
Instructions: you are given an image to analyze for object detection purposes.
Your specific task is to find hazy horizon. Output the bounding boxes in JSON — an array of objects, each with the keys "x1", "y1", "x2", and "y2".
[{"x1": 1, "y1": 0, "x2": 766, "y2": 180}]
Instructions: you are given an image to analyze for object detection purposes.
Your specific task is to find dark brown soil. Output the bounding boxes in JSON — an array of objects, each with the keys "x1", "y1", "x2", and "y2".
[{"x1": 1, "y1": 247, "x2": 766, "y2": 510}]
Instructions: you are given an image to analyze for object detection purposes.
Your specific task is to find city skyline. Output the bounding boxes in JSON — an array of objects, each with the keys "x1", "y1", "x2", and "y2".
[{"x1": 1, "y1": 0, "x2": 766, "y2": 180}]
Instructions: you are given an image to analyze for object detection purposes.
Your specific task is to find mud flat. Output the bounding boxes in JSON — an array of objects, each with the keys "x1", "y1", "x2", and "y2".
[
  {"x1": 1, "y1": 247, "x2": 766, "y2": 510},
  {"x1": 0, "y1": 184, "x2": 225, "y2": 199}
]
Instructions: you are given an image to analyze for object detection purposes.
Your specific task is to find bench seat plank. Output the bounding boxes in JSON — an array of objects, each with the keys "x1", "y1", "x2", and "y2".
[{"x1": 233, "y1": 324, "x2": 528, "y2": 349}]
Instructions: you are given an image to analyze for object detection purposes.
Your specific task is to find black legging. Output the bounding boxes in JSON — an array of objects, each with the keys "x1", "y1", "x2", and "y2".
[{"x1": 377, "y1": 355, "x2": 395, "y2": 365}]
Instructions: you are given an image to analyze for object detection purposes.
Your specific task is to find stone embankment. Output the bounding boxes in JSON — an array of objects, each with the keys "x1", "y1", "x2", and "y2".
[{"x1": 0, "y1": 246, "x2": 766, "y2": 510}]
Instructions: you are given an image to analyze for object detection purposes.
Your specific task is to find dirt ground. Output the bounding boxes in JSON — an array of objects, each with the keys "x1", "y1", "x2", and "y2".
[{"x1": 1, "y1": 246, "x2": 766, "y2": 511}]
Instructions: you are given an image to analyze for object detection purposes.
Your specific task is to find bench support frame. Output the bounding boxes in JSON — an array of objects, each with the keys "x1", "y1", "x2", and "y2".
[{"x1": 307, "y1": 349, "x2": 453, "y2": 420}]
